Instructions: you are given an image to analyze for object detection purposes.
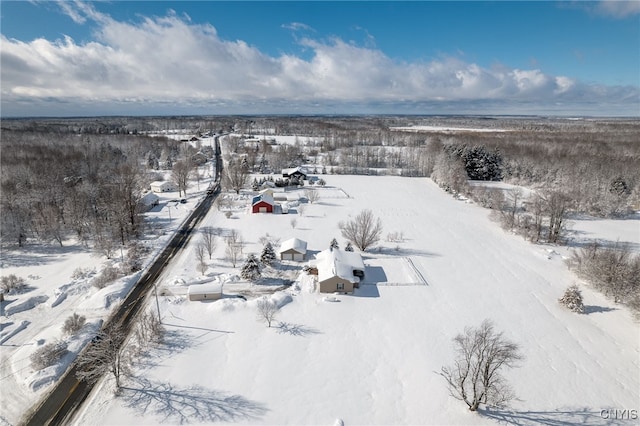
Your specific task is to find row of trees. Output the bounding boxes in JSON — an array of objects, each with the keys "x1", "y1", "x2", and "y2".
[{"x1": 0, "y1": 129, "x2": 204, "y2": 251}]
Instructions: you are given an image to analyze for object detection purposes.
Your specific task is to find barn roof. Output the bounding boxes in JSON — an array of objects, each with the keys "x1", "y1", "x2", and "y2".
[{"x1": 252, "y1": 193, "x2": 274, "y2": 206}]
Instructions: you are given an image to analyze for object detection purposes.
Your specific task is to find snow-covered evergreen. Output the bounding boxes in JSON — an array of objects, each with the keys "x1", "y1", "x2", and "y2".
[
  {"x1": 241, "y1": 254, "x2": 261, "y2": 281},
  {"x1": 559, "y1": 285, "x2": 585, "y2": 313},
  {"x1": 330, "y1": 238, "x2": 339, "y2": 250},
  {"x1": 260, "y1": 242, "x2": 277, "y2": 266}
]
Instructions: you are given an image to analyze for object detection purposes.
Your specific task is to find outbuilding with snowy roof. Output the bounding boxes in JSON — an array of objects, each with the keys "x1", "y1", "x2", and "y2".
[{"x1": 279, "y1": 238, "x2": 308, "y2": 261}]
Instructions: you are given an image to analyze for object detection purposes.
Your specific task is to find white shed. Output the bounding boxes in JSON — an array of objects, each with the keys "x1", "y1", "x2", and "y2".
[
  {"x1": 187, "y1": 282, "x2": 223, "y2": 301},
  {"x1": 279, "y1": 237, "x2": 308, "y2": 261}
]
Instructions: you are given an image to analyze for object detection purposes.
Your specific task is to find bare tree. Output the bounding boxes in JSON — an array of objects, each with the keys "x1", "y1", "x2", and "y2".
[
  {"x1": 172, "y1": 159, "x2": 194, "y2": 198},
  {"x1": 223, "y1": 161, "x2": 249, "y2": 194},
  {"x1": 62, "y1": 313, "x2": 86, "y2": 335},
  {"x1": 225, "y1": 230, "x2": 243, "y2": 268},
  {"x1": 76, "y1": 324, "x2": 127, "y2": 390},
  {"x1": 297, "y1": 204, "x2": 306, "y2": 217},
  {"x1": 440, "y1": 319, "x2": 523, "y2": 411},
  {"x1": 304, "y1": 188, "x2": 320, "y2": 204},
  {"x1": 256, "y1": 296, "x2": 279, "y2": 327},
  {"x1": 195, "y1": 242, "x2": 208, "y2": 275},
  {"x1": 501, "y1": 188, "x2": 522, "y2": 231},
  {"x1": 290, "y1": 218, "x2": 297, "y2": 229},
  {"x1": 339, "y1": 209, "x2": 383, "y2": 251},
  {"x1": 201, "y1": 227, "x2": 218, "y2": 260},
  {"x1": 542, "y1": 189, "x2": 571, "y2": 243}
]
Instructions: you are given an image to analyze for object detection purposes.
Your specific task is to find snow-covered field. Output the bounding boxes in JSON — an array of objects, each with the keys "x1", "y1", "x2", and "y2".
[{"x1": 58, "y1": 175, "x2": 640, "y2": 425}]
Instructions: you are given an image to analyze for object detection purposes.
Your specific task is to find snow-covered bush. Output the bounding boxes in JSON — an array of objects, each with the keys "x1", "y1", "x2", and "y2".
[
  {"x1": 71, "y1": 267, "x2": 94, "y2": 281},
  {"x1": 558, "y1": 285, "x2": 585, "y2": 314},
  {"x1": 30, "y1": 341, "x2": 69, "y2": 371},
  {"x1": 62, "y1": 313, "x2": 87, "y2": 335},
  {"x1": 123, "y1": 241, "x2": 148, "y2": 273},
  {"x1": 92, "y1": 265, "x2": 119, "y2": 289},
  {"x1": 0, "y1": 274, "x2": 28, "y2": 294}
]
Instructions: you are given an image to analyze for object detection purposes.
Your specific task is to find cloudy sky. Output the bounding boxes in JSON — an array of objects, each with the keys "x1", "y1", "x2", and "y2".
[{"x1": 1, "y1": 1, "x2": 639, "y2": 117}]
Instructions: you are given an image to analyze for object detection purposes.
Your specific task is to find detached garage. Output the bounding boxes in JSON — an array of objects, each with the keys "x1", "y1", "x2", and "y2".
[
  {"x1": 187, "y1": 282, "x2": 223, "y2": 301},
  {"x1": 279, "y1": 238, "x2": 307, "y2": 261}
]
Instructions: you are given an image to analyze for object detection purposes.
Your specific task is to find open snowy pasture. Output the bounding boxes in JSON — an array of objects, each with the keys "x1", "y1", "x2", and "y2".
[{"x1": 74, "y1": 175, "x2": 639, "y2": 426}]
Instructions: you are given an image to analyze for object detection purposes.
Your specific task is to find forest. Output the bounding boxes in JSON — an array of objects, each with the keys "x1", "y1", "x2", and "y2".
[{"x1": 2, "y1": 116, "x2": 638, "y2": 249}]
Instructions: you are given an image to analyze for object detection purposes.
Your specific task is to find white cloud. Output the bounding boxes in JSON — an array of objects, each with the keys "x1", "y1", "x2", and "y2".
[
  {"x1": 1, "y1": 4, "x2": 638, "y2": 116},
  {"x1": 595, "y1": 0, "x2": 640, "y2": 18}
]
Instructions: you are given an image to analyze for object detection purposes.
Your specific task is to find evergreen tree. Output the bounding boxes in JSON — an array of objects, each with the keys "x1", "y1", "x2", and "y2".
[
  {"x1": 559, "y1": 285, "x2": 585, "y2": 313},
  {"x1": 260, "y1": 242, "x2": 277, "y2": 266},
  {"x1": 330, "y1": 238, "x2": 339, "y2": 250},
  {"x1": 345, "y1": 242, "x2": 354, "y2": 252},
  {"x1": 241, "y1": 254, "x2": 261, "y2": 281}
]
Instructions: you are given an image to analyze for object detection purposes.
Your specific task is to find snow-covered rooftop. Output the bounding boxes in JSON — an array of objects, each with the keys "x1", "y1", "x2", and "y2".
[
  {"x1": 279, "y1": 237, "x2": 307, "y2": 254},
  {"x1": 316, "y1": 248, "x2": 364, "y2": 283},
  {"x1": 187, "y1": 282, "x2": 222, "y2": 295}
]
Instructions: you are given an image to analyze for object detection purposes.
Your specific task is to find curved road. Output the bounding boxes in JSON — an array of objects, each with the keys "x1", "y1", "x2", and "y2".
[{"x1": 22, "y1": 137, "x2": 223, "y2": 426}]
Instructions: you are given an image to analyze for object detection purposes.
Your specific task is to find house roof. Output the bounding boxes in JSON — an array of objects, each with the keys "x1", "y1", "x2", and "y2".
[
  {"x1": 315, "y1": 248, "x2": 364, "y2": 284},
  {"x1": 139, "y1": 192, "x2": 159, "y2": 206},
  {"x1": 279, "y1": 237, "x2": 307, "y2": 254},
  {"x1": 282, "y1": 166, "x2": 306, "y2": 176},
  {"x1": 252, "y1": 194, "x2": 274, "y2": 206},
  {"x1": 187, "y1": 282, "x2": 223, "y2": 295}
]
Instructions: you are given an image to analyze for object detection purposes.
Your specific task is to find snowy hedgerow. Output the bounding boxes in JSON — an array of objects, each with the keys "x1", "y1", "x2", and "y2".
[
  {"x1": 62, "y1": 313, "x2": 87, "y2": 335},
  {"x1": 241, "y1": 254, "x2": 261, "y2": 281},
  {"x1": 92, "y1": 265, "x2": 119, "y2": 289},
  {"x1": 0, "y1": 274, "x2": 28, "y2": 294},
  {"x1": 558, "y1": 285, "x2": 584, "y2": 314},
  {"x1": 260, "y1": 242, "x2": 277, "y2": 266},
  {"x1": 30, "y1": 341, "x2": 69, "y2": 371}
]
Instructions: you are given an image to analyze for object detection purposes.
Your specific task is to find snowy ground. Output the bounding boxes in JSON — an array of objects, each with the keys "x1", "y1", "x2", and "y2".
[
  {"x1": 0, "y1": 162, "x2": 216, "y2": 426},
  {"x1": 62, "y1": 175, "x2": 639, "y2": 426}
]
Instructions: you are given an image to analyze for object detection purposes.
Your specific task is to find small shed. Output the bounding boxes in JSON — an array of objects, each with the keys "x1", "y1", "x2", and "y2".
[
  {"x1": 187, "y1": 282, "x2": 223, "y2": 301},
  {"x1": 252, "y1": 194, "x2": 274, "y2": 213},
  {"x1": 139, "y1": 192, "x2": 160, "y2": 211},
  {"x1": 279, "y1": 238, "x2": 308, "y2": 261},
  {"x1": 150, "y1": 181, "x2": 177, "y2": 193}
]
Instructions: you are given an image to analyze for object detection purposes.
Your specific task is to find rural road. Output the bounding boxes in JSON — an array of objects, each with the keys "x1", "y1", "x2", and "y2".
[{"x1": 22, "y1": 137, "x2": 223, "y2": 426}]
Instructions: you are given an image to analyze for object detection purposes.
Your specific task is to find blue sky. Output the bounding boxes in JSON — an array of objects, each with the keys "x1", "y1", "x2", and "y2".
[{"x1": 1, "y1": 1, "x2": 639, "y2": 116}]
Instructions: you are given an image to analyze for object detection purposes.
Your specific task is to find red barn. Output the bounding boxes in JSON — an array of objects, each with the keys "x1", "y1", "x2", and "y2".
[{"x1": 252, "y1": 194, "x2": 274, "y2": 213}]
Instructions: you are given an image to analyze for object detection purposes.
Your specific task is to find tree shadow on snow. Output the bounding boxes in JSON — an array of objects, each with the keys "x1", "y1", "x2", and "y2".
[
  {"x1": 121, "y1": 376, "x2": 268, "y2": 424},
  {"x1": 583, "y1": 305, "x2": 617, "y2": 315},
  {"x1": 478, "y1": 406, "x2": 617, "y2": 426},
  {"x1": 275, "y1": 322, "x2": 321, "y2": 337}
]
